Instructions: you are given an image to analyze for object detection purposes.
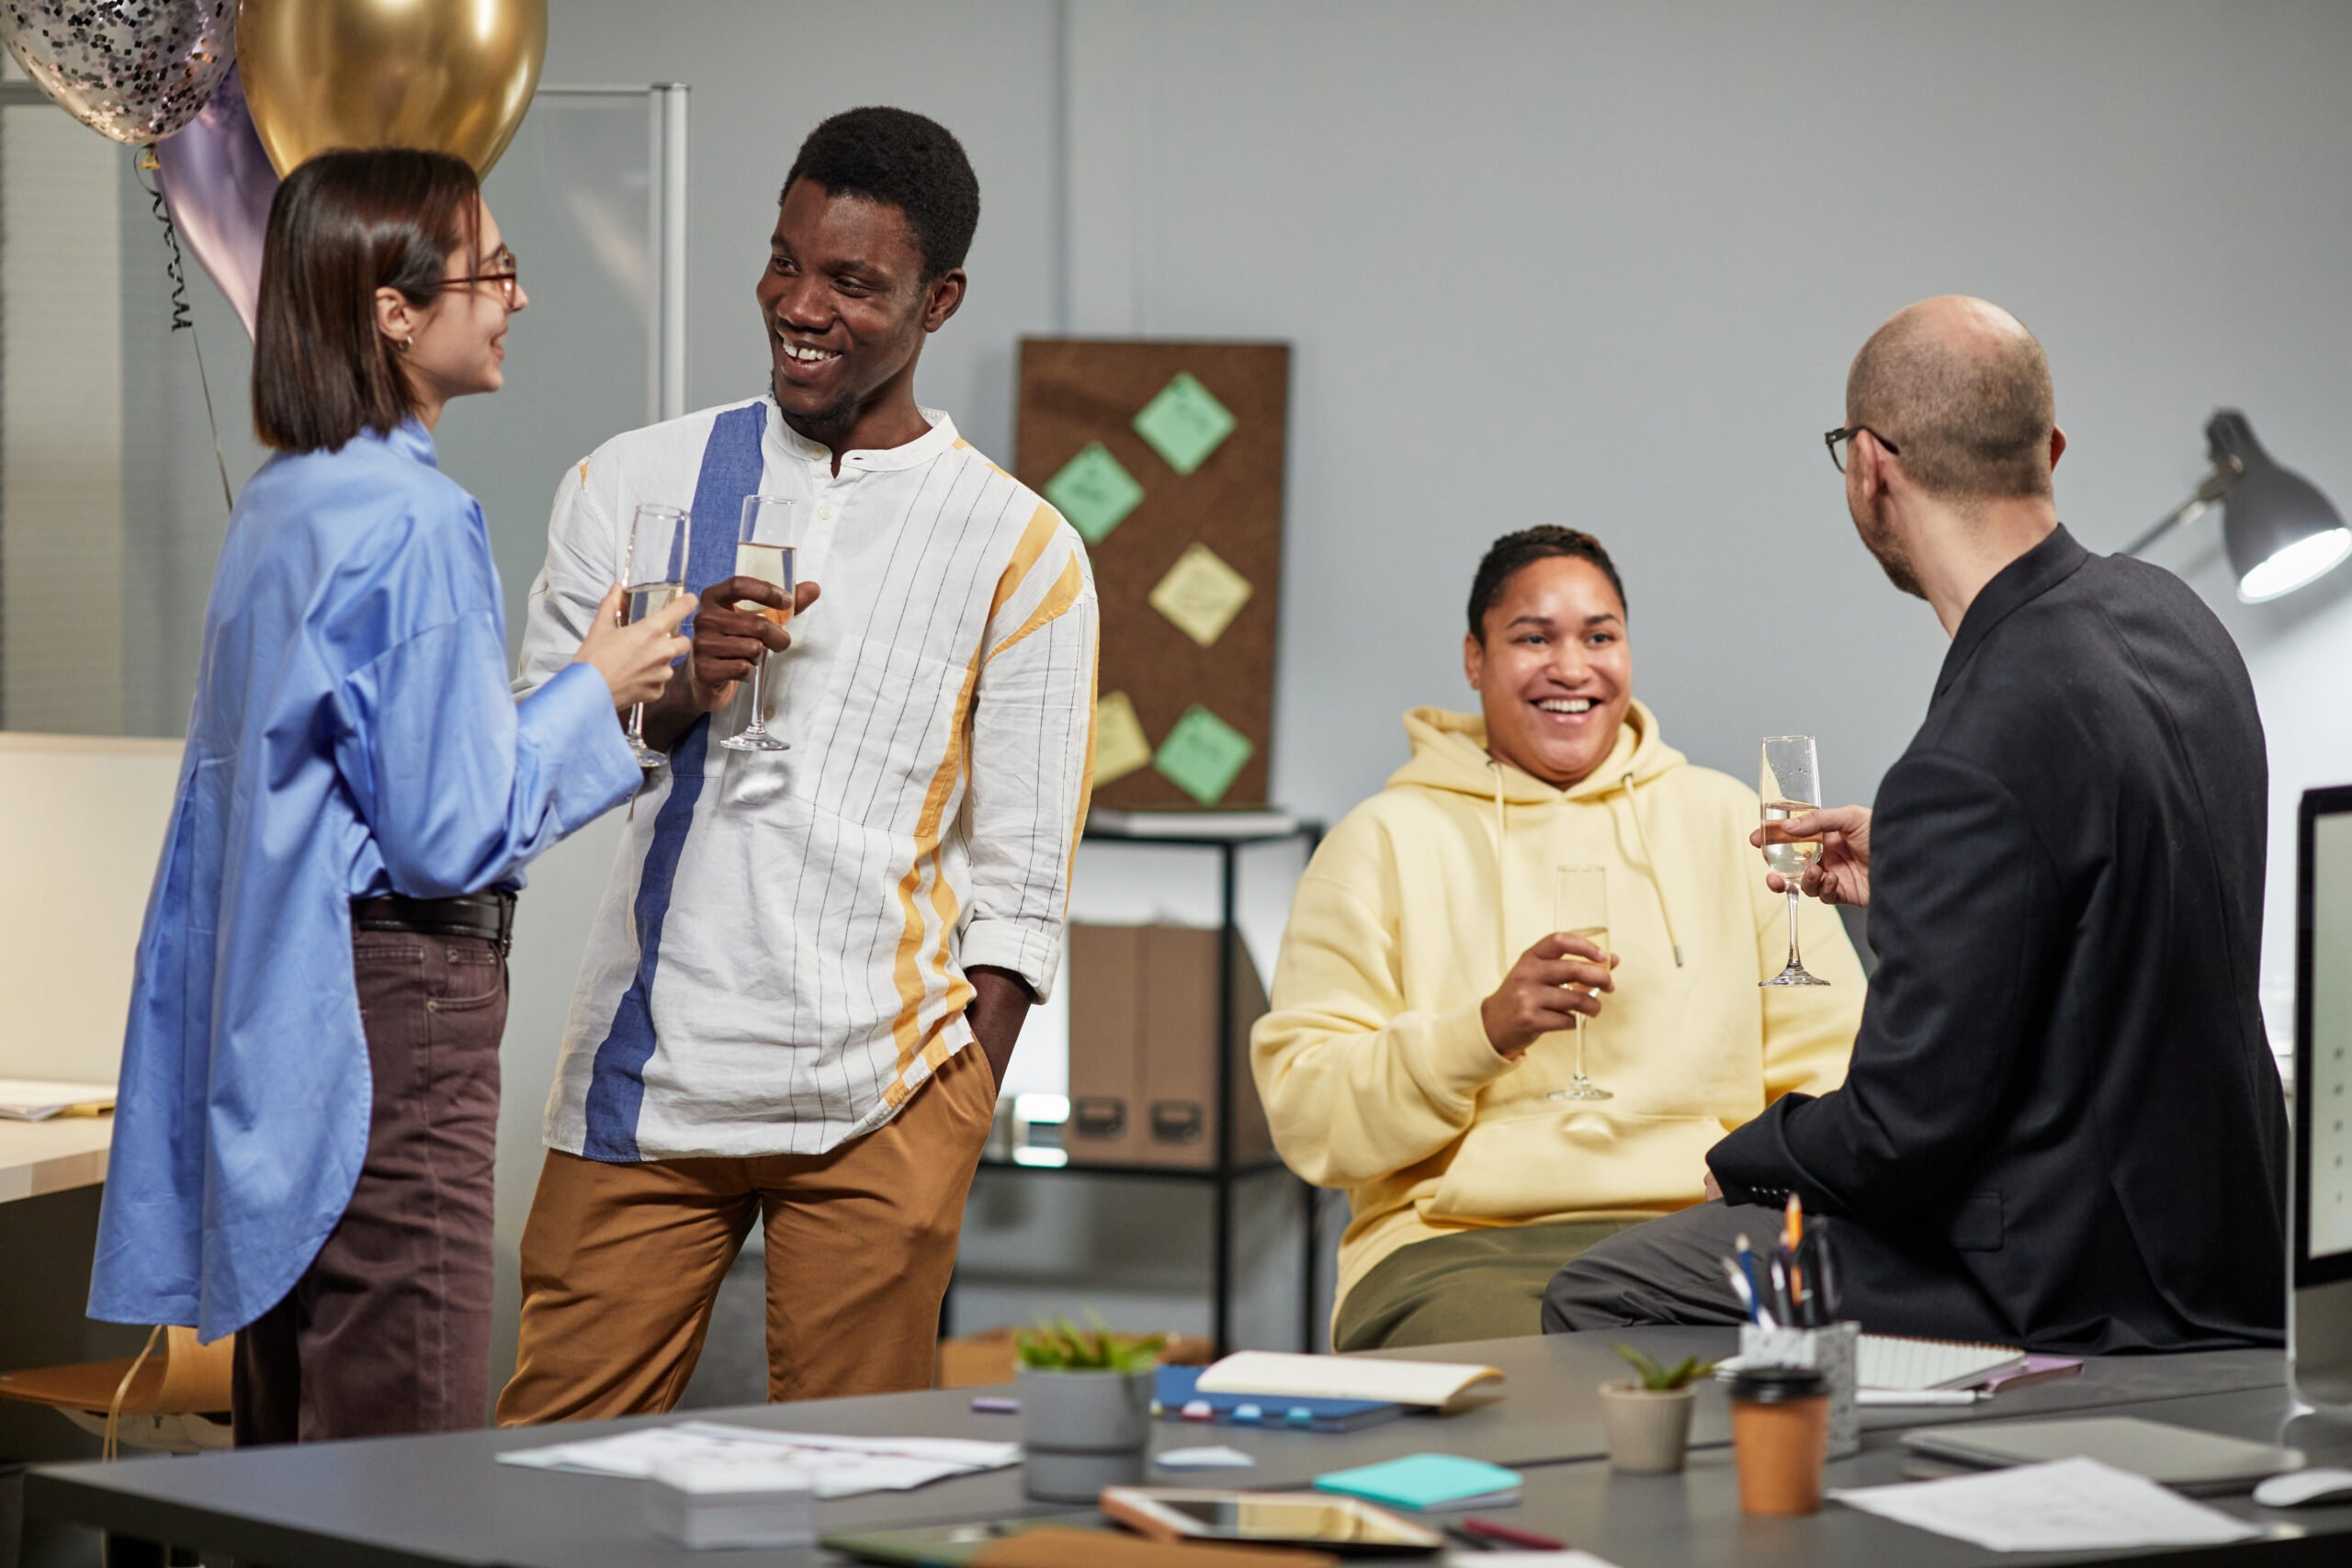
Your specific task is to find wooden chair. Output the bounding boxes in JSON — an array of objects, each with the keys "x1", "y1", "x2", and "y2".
[{"x1": 0, "y1": 1326, "x2": 232, "y2": 1456}]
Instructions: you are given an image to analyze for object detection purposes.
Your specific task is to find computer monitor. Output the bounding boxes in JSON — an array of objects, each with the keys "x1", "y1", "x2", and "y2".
[{"x1": 2292, "y1": 785, "x2": 2352, "y2": 1416}]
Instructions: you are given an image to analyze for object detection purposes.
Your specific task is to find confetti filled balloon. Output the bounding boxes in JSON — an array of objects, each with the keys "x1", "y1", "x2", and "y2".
[{"x1": 0, "y1": 0, "x2": 237, "y2": 146}]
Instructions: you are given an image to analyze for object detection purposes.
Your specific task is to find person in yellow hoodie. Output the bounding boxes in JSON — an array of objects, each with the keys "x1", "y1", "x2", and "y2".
[{"x1": 1253, "y1": 525, "x2": 1865, "y2": 1350}]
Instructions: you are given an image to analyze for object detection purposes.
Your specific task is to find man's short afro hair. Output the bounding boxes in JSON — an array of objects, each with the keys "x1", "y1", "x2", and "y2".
[{"x1": 782, "y1": 107, "x2": 980, "y2": 280}]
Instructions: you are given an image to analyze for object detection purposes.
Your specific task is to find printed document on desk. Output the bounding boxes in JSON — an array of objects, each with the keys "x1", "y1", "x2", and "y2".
[
  {"x1": 498, "y1": 1422, "x2": 1019, "y2": 1498},
  {"x1": 1830, "y1": 1457, "x2": 2264, "y2": 1551}
]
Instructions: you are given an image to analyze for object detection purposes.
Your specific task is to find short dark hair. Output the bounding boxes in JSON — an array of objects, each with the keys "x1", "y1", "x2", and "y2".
[
  {"x1": 252, "y1": 148, "x2": 481, "y2": 453},
  {"x1": 1846, "y1": 304, "x2": 2055, "y2": 502},
  {"x1": 781, "y1": 107, "x2": 979, "y2": 279},
  {"x1": 1467, "y1": 526, "x2": 1628, "y2": 641}
]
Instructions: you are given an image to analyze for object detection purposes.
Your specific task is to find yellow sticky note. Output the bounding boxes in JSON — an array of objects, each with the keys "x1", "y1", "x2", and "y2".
[
  {"x1": 1091, "y1": 691, "x2": 1153, "y2": 786},
  {"x1": 1148, "y1": 543, "x2": 1254, "y2": 649}
]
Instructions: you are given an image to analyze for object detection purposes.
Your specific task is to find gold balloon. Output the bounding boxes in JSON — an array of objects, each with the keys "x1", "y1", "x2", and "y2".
[{"x1": 237, "y1": 0, "x2": 548, "y2": 178}]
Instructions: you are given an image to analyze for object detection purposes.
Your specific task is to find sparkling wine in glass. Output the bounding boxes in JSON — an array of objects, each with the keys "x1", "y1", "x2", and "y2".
[
  {"x1": 722, "y1": 495, "x2": 797, "y2": 753},
  {"x1": 621, "y1": 502, "x2": 690, "y2": 775},
  {"x1": 1550, "y1": 864, "x2": 1613, "y2": 1101},
  {"x1": 1759, "y1": 735, "x2": 1831, "y2": 987}
]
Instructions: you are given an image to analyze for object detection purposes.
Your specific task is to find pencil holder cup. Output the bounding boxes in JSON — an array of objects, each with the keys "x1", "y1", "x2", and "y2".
[{"x1": 1738, "y1": 1320, "x2": 1858, "y2": 1459}]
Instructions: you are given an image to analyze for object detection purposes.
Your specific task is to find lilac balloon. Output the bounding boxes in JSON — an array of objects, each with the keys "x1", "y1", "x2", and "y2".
[{"x1": 155, "y1": 67, "x2": 277, "y2": 340}]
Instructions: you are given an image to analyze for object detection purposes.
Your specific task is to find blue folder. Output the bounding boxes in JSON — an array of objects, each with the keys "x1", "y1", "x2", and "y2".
[{"x1": 1153, "y1": 1365, "x2": 1405, "y2": 1434}]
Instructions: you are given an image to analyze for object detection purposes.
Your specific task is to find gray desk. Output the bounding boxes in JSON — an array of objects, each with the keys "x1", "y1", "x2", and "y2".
[
  {"x1": 1497, "y1": 1385, "x2": 2352, "y2": 1568},
  {"x1": 18, "y1": 1330, "x2": 2324, "y2": 1568}
]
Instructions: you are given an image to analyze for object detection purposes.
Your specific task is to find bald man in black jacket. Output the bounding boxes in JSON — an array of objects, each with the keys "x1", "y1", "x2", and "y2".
[{"x1": 1543, "y1": 297, "x2": 2285, "y2": 1353}]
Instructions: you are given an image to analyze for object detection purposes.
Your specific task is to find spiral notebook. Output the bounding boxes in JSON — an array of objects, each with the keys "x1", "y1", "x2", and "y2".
[
  {"x1": 1855, "y1": 1336, "x2": 2027, "y2": 1393},
  {"x1": 1719, "y1": 1333, "x2": 2028, "y2": 1393}
]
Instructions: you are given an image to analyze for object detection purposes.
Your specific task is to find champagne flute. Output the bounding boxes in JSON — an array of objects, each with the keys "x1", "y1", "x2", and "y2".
[
  {"x1": 620, "y1": 502, "x2": 691, "y2": 775},
  {"x1": 722, "y1": 495, "x2": 797, "y2": 752},
  {"x1": 1550, "y1": 864, "x2": 1612, "y2": 1102},
  {"x1": 1759, "y1": 735, "x2": 1832, "y2": 987}
]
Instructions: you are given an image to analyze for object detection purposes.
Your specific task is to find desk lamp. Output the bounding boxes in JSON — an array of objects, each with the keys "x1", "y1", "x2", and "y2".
[{"x1": 2125, "y1": 411, "x2": 2351, "y2": 603}]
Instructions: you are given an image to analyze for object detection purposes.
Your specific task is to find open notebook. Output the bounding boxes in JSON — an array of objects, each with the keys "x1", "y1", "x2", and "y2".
[
  {"x1": 1721, "y1": 1334, "x2": 2030, "y2": 1393},
  {"x1": 0, "y1": 1078, "x2": 116, "y2": 1122},
  {"x1": 1858, "y1": 1337, "x2": 2029, "y2": 1392}
]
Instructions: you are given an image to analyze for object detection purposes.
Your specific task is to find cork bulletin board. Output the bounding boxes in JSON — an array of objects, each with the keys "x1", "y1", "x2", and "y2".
[{"x1": 1015, "y1": 339, "x2": 1290, "y2": 810}]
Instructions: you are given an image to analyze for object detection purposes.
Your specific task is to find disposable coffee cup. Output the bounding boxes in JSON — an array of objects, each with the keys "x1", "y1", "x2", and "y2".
[{"x1": 1729, "y1": 1365, "x2": 1830, "y2": 1516}]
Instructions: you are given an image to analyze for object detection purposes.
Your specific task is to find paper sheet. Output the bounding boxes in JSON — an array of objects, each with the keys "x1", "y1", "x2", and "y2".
[
  {"x1": 1448, "y1": 1556, "x2": 1620, "y2": 1568},
  {"x1": 1091, "y1": 691, "x2": 1153, "y2": 786},
  {"x1": 1154, "y1": 1445, "x2": 1255, "y2": 1469},
  {"x1": 1132, "y1": 371, "x2": 1237, "y2": 476},
  {"x1": 1043, "y1": 440, "x2": 1145, "y2": 545},
  {"x1": 1148, "y1": 542, "x2": 1254, "y2": 648},
  {"x1": 0, "y1": 1077, "x2": 116, "y2": 1121},
  {"x1": 496, "y1": 1422, "x2": 1019, "y2": 1500},
  {"x1": 1152, "y1": 705, "x2": 1254, "y2": 807},
  {"x1": 1829, "y1": 1457, "x2": 2264, "y2": 1552}
]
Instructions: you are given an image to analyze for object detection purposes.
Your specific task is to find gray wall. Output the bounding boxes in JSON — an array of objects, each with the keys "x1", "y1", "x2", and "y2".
[
  {"x1": 543, "y1": 0, "x2": 2352, "y2": 992},
  {"x1": 498, "y1": 0, "x2": 2352, "y2": 1395}
]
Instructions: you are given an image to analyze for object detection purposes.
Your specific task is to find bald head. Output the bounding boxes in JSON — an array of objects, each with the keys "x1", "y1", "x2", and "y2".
[{"x1": 1847, "y1": 297, "x2": 2055, "y2": 502}]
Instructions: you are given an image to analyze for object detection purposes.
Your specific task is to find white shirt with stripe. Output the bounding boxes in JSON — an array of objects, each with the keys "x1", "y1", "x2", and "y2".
[{"x1": 516, "y1": 395, "x2": 1098, "y2": 1159}]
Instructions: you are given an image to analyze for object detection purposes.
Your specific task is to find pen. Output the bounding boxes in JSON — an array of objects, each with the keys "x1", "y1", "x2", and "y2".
[
  {"x1": 1769, "y1": 1254, "x2": 1792, "y2": 1325},
  {"x1": 1857, "y1": 1389, "x2": 1987, "y2": 1407},
  {"x1": 1455, "y1": 1518, "x2": 1566, "y2": 1551},
  {"x1": 1734, "y1": 1234, "x2": 1767, "y2": 1326},
  {"x1": 1721, "y1": 1256, "x2": 1758, "y2": 1323},
  {"x1": 1813, "y1": 1220, "x2": 1842, "y2": 1321}
]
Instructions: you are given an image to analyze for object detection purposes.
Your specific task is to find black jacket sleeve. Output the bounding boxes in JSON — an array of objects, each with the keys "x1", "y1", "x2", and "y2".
[{"x1": 1709, "y1": 749, "x2": 2063, "y2": 1221}]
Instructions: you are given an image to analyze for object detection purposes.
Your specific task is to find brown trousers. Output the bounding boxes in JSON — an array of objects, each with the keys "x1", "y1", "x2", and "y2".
[
  {"x1": 497, "y1": 1043, "x2": 997, "y2": 1424},
  {"x1": 232, "y1": 931, "x2": 507, "y2": 1445}
]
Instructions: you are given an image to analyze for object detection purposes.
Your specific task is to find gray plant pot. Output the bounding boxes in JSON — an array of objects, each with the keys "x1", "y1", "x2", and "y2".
[
  {"x1": 1018, "y1": 1366, "x2": 1155, "y2": 1503},
  {"x1": 1018, "y1": 1365, "x2": 1154, "y2": 1451},
  {"x1": 1599, "y1": 1381, "x2": 1697, "y2": 1474}
]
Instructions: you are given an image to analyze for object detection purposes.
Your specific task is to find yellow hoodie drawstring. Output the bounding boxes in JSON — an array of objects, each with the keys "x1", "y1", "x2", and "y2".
[
  {"x1": 1487, "y1": 761, "x2": 1510, "y2": 975},
  {"x1": 1621, "y1": 770, "x2": 1685, "y2": 968}
]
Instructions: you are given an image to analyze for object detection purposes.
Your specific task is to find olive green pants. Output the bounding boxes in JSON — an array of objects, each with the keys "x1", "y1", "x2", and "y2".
[{"x1": 1333, "y1": 1220, "x2": 1644, "y2": 1352}]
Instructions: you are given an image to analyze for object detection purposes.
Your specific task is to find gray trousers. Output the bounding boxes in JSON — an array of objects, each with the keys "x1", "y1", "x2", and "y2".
[{"x1": 1542, "y1": 1200, "x2": 2015, "y2": 1342}]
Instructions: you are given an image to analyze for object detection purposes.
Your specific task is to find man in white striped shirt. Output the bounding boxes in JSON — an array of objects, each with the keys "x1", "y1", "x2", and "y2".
[{"x1": 498, "y1": 108, "x2": 1098, "y2": 1418}]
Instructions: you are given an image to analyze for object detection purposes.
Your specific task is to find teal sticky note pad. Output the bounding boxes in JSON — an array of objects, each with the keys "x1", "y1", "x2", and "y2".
[
  {"x1": 1311, "y1": 1453, "x2": 1522, "y2": 1511},
  {"x1": 1044, "y1": 440, "x2": 1145, "y2": 544},
  {"x1": 1153, "y1": 705, "x2": 1254, "y2": 807},
  {"x1": 1132, "y1": 372, "x2": 1237, "y2": 476}
]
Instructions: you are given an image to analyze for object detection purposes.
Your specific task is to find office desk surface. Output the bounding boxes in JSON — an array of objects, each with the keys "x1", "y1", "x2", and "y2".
[
  {"x1": 0, "y1": 1116, "x2": 110, "y2": 1204},
  {"x1": 1500, "y1": 1385, "x2": 2352, "y2": 1568},
  {"x1": 27, "y1": 1331, "x2": 2303, "y2": 1568}
]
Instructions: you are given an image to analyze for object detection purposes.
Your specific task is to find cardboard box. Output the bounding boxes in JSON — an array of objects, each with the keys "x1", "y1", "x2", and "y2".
[
  {"x1": 1067, "y1": 923, "x2": 1147, "y2": 1164},
  {"x1": 1065, "y1": 922, "x2": 1275, "y2": 1171},
  {"x1": 935, "y1": 1326, "x2": 1213, "y2": 1390}
]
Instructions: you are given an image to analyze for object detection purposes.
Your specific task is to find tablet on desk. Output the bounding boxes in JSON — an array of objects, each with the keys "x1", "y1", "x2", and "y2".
[
  {"x1": 1901, "y1": 1416, "x2": 2304, "y2": 1495},
  {"x1": 1100, "y1": 1486, "x2": 1444, "y2": 1552}
]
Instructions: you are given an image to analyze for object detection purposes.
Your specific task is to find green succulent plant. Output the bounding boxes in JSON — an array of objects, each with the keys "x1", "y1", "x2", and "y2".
[
  {"x1": 1613, "y1": 1342, "x2": 1717, "y2": 1392},
  {"x1": 1013, "y1": 1312, "x2": 1167, "y2": 1374}
]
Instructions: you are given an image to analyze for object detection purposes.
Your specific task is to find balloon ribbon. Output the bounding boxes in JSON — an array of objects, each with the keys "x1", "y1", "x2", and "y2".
[{"x1": 135, "y1": 148, "x2": 235, "y2": 513}]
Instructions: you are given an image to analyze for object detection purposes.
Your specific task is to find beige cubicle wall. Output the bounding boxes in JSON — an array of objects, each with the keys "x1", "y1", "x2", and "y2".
[{"x1": 0, "y1": 731, "x2": 181, "y2": 1083}]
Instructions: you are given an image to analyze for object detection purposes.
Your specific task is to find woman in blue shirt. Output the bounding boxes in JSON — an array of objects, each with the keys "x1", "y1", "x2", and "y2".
[{"x1": 88, "y1": 148, "x2": 696, "y2": 1444}]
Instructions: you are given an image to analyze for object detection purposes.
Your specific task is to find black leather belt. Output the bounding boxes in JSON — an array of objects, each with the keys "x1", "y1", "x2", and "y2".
[{"x1": 351, "y1": 890, "x2": 516, "y2": 953}]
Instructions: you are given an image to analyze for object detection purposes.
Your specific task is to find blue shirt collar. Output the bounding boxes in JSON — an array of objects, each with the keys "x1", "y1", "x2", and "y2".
[{"x1": 368, "y1": 417, "x2": 439, "y2": 469}]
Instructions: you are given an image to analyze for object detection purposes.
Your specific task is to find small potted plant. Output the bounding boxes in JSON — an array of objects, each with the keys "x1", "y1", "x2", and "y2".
[
  {"x1": 1014, "y1": 1314, "x2": 1167, "y2": 1502},
  {"x1": 1599, "y1": 1343, "x2": 1715, "y2": 1474}
]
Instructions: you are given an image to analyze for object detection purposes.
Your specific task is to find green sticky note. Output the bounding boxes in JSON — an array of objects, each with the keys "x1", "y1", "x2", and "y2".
[
  {"x1": 1153, "y1": 704, "x2": 1254, "y2": 807},
  {"x1": 1044, "y1": 441, "x2": 1145, "y2": 544},
  {"x1": 1132, "y1": 372, "x2": 1237, "y2": 476}
]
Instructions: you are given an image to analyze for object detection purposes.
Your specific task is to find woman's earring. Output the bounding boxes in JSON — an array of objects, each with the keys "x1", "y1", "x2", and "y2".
[{"x1": 398, "y1": 335, "x2": 413, "y2": 353}]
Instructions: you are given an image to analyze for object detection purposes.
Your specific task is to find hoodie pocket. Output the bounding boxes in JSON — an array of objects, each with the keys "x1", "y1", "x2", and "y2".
[{"x1": 1420, "y1": 1108, "x2": 1724, "y2": 1223}]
